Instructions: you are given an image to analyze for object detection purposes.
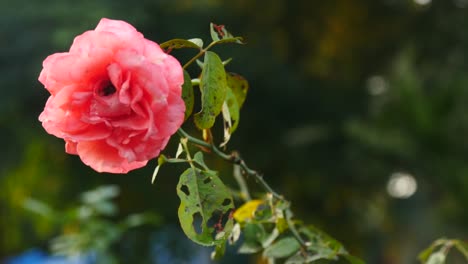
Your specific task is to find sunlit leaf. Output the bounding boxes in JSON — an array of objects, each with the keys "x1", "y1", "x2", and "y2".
[
  {"x1": 160, "y1": 39, "x2": 202, "y2": 50},
  {"x1": 177, "y1": 168, "x2": 234, "y2": 246},
  {"x1": 426, "y1": 252, "x2": 446, "y2": 264},
  {"x1": 264, "y1": 237, "x2": 300, "y2": 259},
  {"x1": 188, "y1": 38, "x2": 204, "y2": 48},
  {"x1": 194, "y1": 51, "x2": 228, "y2": 129},
  {"x1": 182, "y1": 70, "x2": 194, "y2": 120}
]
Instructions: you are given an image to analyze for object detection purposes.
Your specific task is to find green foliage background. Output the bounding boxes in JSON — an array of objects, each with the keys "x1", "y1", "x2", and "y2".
[{"x1": 1, "y1": 0, "x2": 468, "y2": 263}]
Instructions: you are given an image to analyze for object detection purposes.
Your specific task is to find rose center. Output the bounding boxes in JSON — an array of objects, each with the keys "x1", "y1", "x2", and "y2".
[{"x1": 98, "y1": 83, "x2": 117, "y2": 96}]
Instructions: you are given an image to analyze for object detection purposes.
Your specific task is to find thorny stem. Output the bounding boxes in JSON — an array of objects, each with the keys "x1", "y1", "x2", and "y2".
[{"x1": 177, "y1": 128, "x2": 307, "y2": 249}]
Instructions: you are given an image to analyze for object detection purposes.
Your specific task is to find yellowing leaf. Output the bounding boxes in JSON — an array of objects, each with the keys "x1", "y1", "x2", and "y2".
[{"x1": 233, "y1": 200, "x2": 263, "y2": 223}]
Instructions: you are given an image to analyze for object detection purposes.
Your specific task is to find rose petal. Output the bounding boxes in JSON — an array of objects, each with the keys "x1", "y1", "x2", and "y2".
[{"x1": 77, "y1": 140, "x2": 147, "y2": 173}]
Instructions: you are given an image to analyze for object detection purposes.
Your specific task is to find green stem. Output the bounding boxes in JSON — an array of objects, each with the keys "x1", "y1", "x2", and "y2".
[
  {"x1": 182, "y1": 42, "x2": 218, "y2": 70},
  {"x1": 177, "y1": 128, "x2": 307, "y2": 248},
  {"x1": 233, "y1": 163, "x2": 251, "y2": 201},
  {"x1": 177, "y1": 129, "x2": 282, "y2": 199}
]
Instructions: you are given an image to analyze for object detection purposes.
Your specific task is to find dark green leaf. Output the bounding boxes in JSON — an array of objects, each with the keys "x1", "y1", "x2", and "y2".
[
  {"x1": 226, "y1": 73, "x2": 248, "y2": 108},
  {"x1": 194, "y1": 51, "x2": 228, "y2": 129},
  {"x1": 182, "y1": 70, "x2": 194, "y2": 120},
  {"x1": 177, "y1": 168, "x2": 234, "y2": 246},
  {"x1": 264, "y1": 237, "x2": 301, "y2": 259},
  {"x1": 160, "y1": 39, "x2": 202, "y2": 50},
  {"x1": 214, "y1": 37, "x2": 244, "y2": 45}
]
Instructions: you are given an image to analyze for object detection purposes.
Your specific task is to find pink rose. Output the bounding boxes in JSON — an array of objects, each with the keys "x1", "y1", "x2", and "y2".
[{"x1": 39, "y1": 18, "x2": 185, "y2": 173}]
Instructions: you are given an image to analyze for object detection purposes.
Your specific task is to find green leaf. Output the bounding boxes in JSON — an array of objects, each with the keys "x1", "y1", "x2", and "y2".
[
  {"x1": 188, "y1": 38, "x2": 204, "y2": 48},
  {"x1": 211, "y1": 242, "x2": 226, "y2": 260},
  {"x1": 419, "y1": 239, "x2": 447, "y2": 262},
  {"x1": 209, "y1": 23, "x2": 220, "y2": 42},
  {"x1": 160, "y1": 39, "x2": 202, "y2": 50},
  {"x1": 194, "y1": 51, "x2": 228, "y2": 129},
  {"x1": 193, "y1": 152, "x2": 208, "y2": 170},
  {"x1": 264, "y1": 237, "x2": 301, "y2": 259},
  {"x1": 182, "y1": 70, "x2": 194, "y2": 120},
  {"x1": 226, "y1": 72, "x2": 249, "y2": 108},
  {"x1": 177, "y1": 168, "x2": 234, "y2": 246},
  {"x1": 285, "y1": 252, "x2": 324, "y2": 264},
  {"x1": 23, "y1": 198, "x2": 55, "y2": 218},
  {"x1": 419, "y1": 245, "x2": 437, "y2": 262},
  {"x1": 225, "y1": 88, "x2": 240, "y2": 133},
  {"x1": 454, "y1": 240, "x2": 468, "y2": 259},
  {"x1": 238, "y1": 223, "x2": 266, "y2": 254},
  {"x1": 214, "y1": 37, "x2": 244, "y2": 45},
  {"x1": 426, "y1": 252, "x2": 446, "y2": 264}
]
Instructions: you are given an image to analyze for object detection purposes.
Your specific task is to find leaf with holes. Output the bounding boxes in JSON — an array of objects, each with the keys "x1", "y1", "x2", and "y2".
[
  {"x1": 194, "y1": 51, "x2": 228, "y2": 129},
  {"x1": 182, "y1": 70, "x2": 194, "y2": 120},
  {"x1": 177, "y1": 168, "x2": 234, "y2": 246}
]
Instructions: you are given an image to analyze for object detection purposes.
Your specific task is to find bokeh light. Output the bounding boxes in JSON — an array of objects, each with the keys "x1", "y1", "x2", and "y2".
[{"x1": 387, "y1": 172, "x2": 418, "y2": 199}]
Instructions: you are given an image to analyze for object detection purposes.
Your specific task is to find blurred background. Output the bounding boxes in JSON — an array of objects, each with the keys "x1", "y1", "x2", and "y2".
[{"x1": 2, "y1": 0, "x2": 468, "y2": 263}]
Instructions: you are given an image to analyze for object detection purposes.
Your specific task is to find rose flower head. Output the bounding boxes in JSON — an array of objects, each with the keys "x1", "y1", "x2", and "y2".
[{"x1": 38, "y1": 18, "x2": 185, "y2": 173}]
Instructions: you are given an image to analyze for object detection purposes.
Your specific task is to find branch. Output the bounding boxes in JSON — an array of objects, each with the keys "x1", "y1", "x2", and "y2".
[{"x1": 177, "y1": 128, "x2": 307, "y2": 248}]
